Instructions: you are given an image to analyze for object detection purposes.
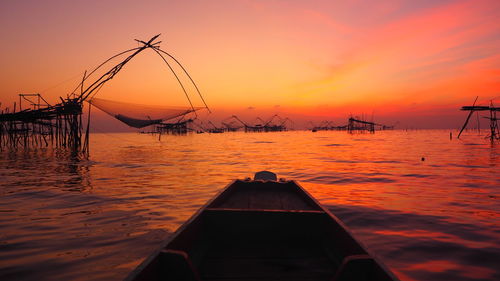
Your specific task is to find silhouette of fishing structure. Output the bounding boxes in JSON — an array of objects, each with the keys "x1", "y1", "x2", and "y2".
[
  {"x1": 0, "y1": 93, "x2": 83, "y2": 151},
  {"x1": 309, "y1": 121, "x2": 348, "y2": 132},
  {"x1": 183, "y1": 119, "x2": 222, "y2": 134},
  {"x1": 458, "y1": 97, "x2": 499, "y2": 142},
  {"x1": 205, "y1": 120, "x2": 225, "y2": 133},
  {"x1": 221, "y1": 116, "x2": 243, "y2": 132},
  {"x1": 155, "y1": 118, "x2": 194, "y2": 135},
  {"x1": 348, "y1": 117, "x2": 376, "y2": 133},
  {"x1": 187, "y1": 115, "x2": 294, "y2": 134},
  {"x1": 231, "y1": 114, "x2": 292, "y2": 132},
  {"x1": 0, "y1": 35, "x2": 209, "y2": 152},
  {"x1": 347, "y1": 116, "x2": 394, "y2": 134}
]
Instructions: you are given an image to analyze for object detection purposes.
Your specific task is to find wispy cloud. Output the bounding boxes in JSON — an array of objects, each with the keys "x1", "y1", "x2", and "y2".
[{"x1": 294, "y1": 0, "x2": 500, "y2": 106}]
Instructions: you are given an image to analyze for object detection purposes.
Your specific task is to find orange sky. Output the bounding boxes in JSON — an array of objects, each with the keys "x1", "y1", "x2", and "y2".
[{"x1": 0, "y1": 0, "x2": 499, "y2": 128}]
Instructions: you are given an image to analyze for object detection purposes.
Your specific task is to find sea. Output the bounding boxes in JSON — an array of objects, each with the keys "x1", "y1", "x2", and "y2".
[{"x1": 0, "y1": 130, "x2": 498, "y2": 281}]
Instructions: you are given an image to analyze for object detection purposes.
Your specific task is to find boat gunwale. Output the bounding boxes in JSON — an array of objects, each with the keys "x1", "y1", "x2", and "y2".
[
  {"x1": 292, "y1": 179, "x2": 400, "y2": 281},
  {"x1": 123, "y1": 179, "x2": 239, "y2": 281}
]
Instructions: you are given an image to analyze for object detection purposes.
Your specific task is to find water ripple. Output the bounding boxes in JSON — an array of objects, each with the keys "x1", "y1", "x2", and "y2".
[{"x1": 0, "y1": 130, "x2": 498, "y2": 281}]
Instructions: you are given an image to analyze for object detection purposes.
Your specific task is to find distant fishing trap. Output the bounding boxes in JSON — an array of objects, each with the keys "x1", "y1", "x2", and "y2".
[{"x1": 458, "y1": 96, "x2": 499, "y2": 142}]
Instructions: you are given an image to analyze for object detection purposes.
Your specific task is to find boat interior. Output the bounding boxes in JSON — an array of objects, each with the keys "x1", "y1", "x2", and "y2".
[{"x1": 128, "y1": 179, "x2": 396, "y2": 281}]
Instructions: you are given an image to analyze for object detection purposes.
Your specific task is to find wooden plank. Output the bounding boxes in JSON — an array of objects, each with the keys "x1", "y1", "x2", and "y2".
[
  {"x1": 200, "y1": 256, "x2": 335, "y2": 280},
  {"x1": 204, "y1": 239, "x2": 326, "y2": 259},
  {"x1": 203, "y1": 277, "x2": 335, "y2": 280},
  {"x1": 203, "y1": 209, "x2": 328, "y2": 242},
  {"x1": 249, "y1": 189, "x2": 284, "y2": 209},
  {"x1": 214, "y1": 188, "x2": 251, "y2": 209},
  {"x1": 200, "y1": 240, "x2": 336, "y2": 280},
  {"x1": 210, "y1": 181, "x2": 321, "y2": 211},
  {"x1": 280, "y1": 189, "x2": 316, "y2": 210},
  {"x1": 206, "y1": 180, "x2": 242, "y2": 208}
]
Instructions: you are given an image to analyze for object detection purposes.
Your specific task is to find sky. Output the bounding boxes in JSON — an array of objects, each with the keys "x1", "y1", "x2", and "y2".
[{"x1": 0, "y1": 0, "x2": 499, "y2": 129}]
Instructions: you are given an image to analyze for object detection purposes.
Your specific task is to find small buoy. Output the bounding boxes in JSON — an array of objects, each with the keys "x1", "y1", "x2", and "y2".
[{"x1": 421, "y1": 157, "x2": 425, "y2": 161}]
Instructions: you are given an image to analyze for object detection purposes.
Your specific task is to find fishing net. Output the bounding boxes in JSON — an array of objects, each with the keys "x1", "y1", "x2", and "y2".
[{"x1": 89, "y1": 98, "x2": 202, "y2": 128}]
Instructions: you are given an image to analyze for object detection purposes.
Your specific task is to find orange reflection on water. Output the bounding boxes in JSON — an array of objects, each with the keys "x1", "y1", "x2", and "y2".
[
  {"x1": 0, "y1": 130, "x2": 498, "y2": 281},
  {"x1": 374, "y1": 230, "x2": 494, "y2": 249},
  {"x1": 406, "y1": 260, "x2": 496, "y2": 279}
]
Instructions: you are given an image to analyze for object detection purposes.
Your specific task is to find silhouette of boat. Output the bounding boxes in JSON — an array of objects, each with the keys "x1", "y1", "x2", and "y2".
[{"x1": 125, "y1": 171, "x2": 399, "y2": 281}]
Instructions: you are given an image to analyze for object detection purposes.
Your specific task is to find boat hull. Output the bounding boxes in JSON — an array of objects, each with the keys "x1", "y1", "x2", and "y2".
[{"x1": 125, "y1": 178, "x2": 399, "y2": 281}]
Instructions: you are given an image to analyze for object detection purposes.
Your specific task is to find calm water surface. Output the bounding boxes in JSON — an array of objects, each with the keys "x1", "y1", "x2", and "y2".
[{"x1": 0, "y1": 130, "x2": 498, "y2": 281}]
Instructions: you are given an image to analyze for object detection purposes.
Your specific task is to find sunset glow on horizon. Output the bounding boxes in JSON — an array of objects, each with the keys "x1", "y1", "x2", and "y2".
[{"x1": 0, "y1": 0, "x2": 499, "y2": 128}]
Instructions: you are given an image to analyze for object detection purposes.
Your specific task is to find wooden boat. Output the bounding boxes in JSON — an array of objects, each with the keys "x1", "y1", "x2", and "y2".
[{"x1": 125, "y1": 171, "x2": 399, "y2": 281}]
